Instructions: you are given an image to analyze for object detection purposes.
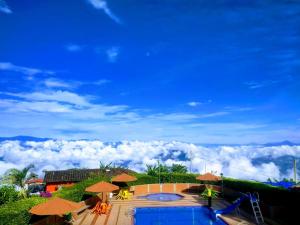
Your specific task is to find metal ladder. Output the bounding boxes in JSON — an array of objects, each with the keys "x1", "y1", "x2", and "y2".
[{"x1": 249, "y1": 192, "x2": 264, "y2": 224}]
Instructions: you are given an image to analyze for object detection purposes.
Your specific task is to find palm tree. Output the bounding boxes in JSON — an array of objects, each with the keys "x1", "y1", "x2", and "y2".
[
  {"x1": 99, "y1": 161, "x2": 113, "y2": 173},
  {"x1": 170, "y1": 164, "x2": 188, "y2": 174},
  {"x1": 146, "y1": 164, "x2": 158, "y2": 176},
  {"x1": 0, "y1": 164, "x2": 36, "y2": 198}
]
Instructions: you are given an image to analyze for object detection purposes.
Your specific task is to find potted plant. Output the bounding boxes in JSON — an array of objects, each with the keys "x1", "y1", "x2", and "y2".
[{"x1": 201, "y1": 185, "x2": 219, "y2": 207}]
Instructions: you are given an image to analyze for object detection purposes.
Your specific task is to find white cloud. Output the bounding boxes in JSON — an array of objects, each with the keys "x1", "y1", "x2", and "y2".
[
  {"x1": 0, "y1": 0, "x2": 11, "y2": 14},
  {"x1": 0, "y1": 140, "x2": 298, "y2": 182},
  {"x1": 3, "y1": 91, "x2": 91, "y2": 106},
  {"x1": 65, "y1": 44, "x2": 84, "y2": 52},
  {"x1": 44, "y1": 78, "x2": 73, "y2": 89},
  {"x1": 43, "y1": 78, "x2": 110, "y2": 89},
  {"x1": 187, "y1": 101, "x2": 201, "y2": 107},
  {"x1": 93, "y1": 79, "x2": 111, "y2": 86},
  {"x1": 106, "y1": 47, "x2": 119, "y2": 63},
  {"x1": 0, "y1": 99, "x2": 72, "y2": 113},
  {"x1": 86, "y1": 0, "x2": 122, "y2": 24},
  {"x1": 0, "y1": 88, "x2": 299, "y2": 144},
  {"x1": 0, "y1": 62, "x2": 55, "y2": 79},
  {"x1": 244, "y1": 80, "x2": 280, "y2": 89}
]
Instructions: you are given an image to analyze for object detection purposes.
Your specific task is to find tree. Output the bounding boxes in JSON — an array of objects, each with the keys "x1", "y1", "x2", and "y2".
[
  {"x1": 201, "y1": 185, "x2": 219, "y2": 207},
  {"x1": 0, "y1": 185, "x2": 19, "y2": 205},
  {"x1": 170, "y1": 164, "x2": 188, "y2": 174},
  {"x1": 146, "y1": 165, "x2": 158, "y2": 176},
  {"x1": 157, "y1": 164, "x2": 169, "y2": 173},
  {"x1": 0, "y1": 164, "x2": 36, "y2": 198},
  {"x1": 99, "y1": 161, "x2": 112, "y2": 173}
]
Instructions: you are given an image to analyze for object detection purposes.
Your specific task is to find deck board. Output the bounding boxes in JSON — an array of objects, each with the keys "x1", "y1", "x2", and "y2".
[{"x1": 74, "y1": 194, "x2": 255, "y2": 225}]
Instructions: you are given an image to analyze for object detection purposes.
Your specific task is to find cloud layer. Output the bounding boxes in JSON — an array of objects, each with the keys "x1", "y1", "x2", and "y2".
[{"x1": 0, "y1": 140, "x2": 299, "y2": 182}]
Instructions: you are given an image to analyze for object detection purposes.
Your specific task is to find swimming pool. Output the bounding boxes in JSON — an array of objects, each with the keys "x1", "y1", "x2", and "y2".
[
  {"x1": 134, "y1": 206, "x2": 226, "y2": 225},
  {"x1": 139, "y1": 193, "x2": 184, "y2": 201}
]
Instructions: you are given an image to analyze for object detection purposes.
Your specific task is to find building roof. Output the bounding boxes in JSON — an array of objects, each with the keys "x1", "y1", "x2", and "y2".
[
  {"x1": 25, "y1": 178, "x2": 44, "y2": 184},
  {"x1": 44, "y1": 168, "x2": 134, "y2": 183}
]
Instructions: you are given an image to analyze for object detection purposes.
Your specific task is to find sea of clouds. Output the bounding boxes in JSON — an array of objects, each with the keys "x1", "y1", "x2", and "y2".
[{"x1": 0, "y1": 140, "x2": 299, "y2": 181}]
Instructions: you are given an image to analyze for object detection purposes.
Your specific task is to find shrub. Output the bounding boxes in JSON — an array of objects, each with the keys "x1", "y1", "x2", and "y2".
[
  {"x1": 0, "y1": 197, "x2": 46, "y2": 225},
  {"x1": 127, "y1": 173, "x2": 203, "y2": 185},
  {"x1": 201, "y1": 186, "x2": 219, "y2": 199},
  {"x1": 127, "y1": 173, "x2": 158, "y2": 186},
  {"x1": 0, "y1": 185, "x2": 19, "y2": 205},
  {"x1": 54, "y1": 175, "x2": 109, "y2": 202}
]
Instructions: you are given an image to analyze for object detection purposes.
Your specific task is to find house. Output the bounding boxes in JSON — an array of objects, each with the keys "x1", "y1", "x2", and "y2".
[
  {"x1": 44, "y1": 168, "x2": 134, "y2": 192},
  {"x1": 25, "y1": 178, "x2": 44, "y2": 194}
]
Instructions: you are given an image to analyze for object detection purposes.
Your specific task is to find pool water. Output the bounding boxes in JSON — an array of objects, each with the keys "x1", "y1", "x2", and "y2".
[
  {"x1": 134, "y1": 206, "x2": 226, "y2": 225},
  {"x1": 140, "y1": 193, "x2": 184, "y2": 201}
]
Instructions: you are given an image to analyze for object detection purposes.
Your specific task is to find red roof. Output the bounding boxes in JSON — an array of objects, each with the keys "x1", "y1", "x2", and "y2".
[{"x1": 26, "y1": 178, "x2": 44, "y2": 184}]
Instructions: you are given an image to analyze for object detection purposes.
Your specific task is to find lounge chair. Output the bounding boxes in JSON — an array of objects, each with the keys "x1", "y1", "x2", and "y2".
[
  {"x1": 116, "y1": 189, "x2": 123, "y2": 199},
  {"x1": 121, "y1": 189, "x2": 133, "y2": 200}
]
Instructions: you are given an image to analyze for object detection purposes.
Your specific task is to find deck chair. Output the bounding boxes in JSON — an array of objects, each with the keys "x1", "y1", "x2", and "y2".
[
  {"x1": 122, "y1": 189, "x2": 133, "y2": 200},
  {"x1": 116, "y1": 189, "x2": 123, "y2": 199}
]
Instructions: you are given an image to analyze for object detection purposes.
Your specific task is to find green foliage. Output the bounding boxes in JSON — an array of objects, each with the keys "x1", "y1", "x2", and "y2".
[
  {"x1": 0, "y1": 185, "x2": 19, "y2": 205},
  {"x1": 54, "y1": 174, "x2": 109, "y2": 202},
  {"x1": 201, "y1": 186, "x2": 219, "y2": 199},
  {"x1": 223, "y1": 177, "x2": 284, "y2": 192},
  {"x1": 0, "y1": 197, "x2": 46, "y2": 225},
  {"x1": 170, "y1": 164, "x2": 188, "y2": 174},
  {"x1": 159, "y1": 173, "x2": 199, "y2": 183},
  {"x1": 0, "y1": 164, "x2": 36, "y2": 199},
  {"x1": 145, "y1": 165, "x2": 158, "y2": 176},
  {"x1": 99, "y1": 161, "x2": 113, "y2": 173},
  {"x1": 157, "y1": 164, "x2": 169, "y2": 173},
  {"x1": 127, "y1": 173, "x2": 200, "y2": 185},
  {"x1": 127, "y1": 173, "x2": 158, "y2": 186},
  {"x1": 145, "y1": 163, "x2": 188, "y2": 176}
]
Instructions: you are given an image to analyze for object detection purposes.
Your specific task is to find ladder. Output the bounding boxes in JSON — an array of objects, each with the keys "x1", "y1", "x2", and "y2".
[{"x1": 249, "y1": 192, "x2": 264, "y2": 224}]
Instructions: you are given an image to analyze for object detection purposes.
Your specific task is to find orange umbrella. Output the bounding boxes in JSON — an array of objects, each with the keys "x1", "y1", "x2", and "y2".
[
  {"x1": 30, "y1": 197, "x2": 81, "y2": 215},
  {"x1": 86, "y1": 181, "x2": 119, "y2": 202},
  {"x1": 196, "y1": 172, "x2": 221, "y2": 181},
  {"x1": 111, "y1": 173, "x2": 137, "y2": 182},
  {"x1": 85, "y1": 181, "x2": 119, "y2": 193}
]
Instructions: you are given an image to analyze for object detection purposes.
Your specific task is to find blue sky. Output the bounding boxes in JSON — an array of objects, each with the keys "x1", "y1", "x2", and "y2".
[{"x1": 0, "y1": 0, "x2": 299, "y2": 143}]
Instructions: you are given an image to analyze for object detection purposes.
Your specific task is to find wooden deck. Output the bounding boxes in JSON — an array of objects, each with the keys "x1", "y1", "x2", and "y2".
[{"x1": 73, "y1": 194, "x2": 255, "y2": 225}]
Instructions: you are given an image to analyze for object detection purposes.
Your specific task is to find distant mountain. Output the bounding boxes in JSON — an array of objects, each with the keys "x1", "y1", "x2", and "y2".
[
  {"x1": 0, "y1": 136, "x2": 299, "y2": 147},
  {"x1": 263, "y1": 140, "x2": 299, "y2": 147},
  {"x1": 0, "y1": 136, "x2": 51, "y2": 142}
]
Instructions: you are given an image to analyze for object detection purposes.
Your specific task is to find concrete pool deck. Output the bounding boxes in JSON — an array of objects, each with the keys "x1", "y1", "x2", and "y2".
[{"x1": 73, "y1": 193, "x2": 256, "y2": 225}]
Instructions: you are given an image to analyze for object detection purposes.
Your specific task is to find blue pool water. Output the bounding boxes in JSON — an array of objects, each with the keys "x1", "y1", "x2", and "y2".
[
  {"x1": 134, "y1": 206, "x2": 226, "y2": 225},
  {"x1": 140, "y1": 193, "x2": 183, "y2": 201}
]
